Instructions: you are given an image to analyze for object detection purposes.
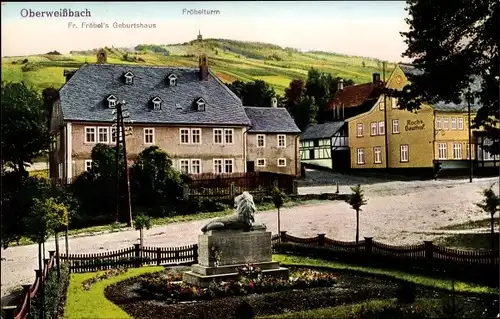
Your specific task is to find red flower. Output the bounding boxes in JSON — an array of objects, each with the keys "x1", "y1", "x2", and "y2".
[{"x1": 248, "y1": 281, "x2": 255, "y2": 289}]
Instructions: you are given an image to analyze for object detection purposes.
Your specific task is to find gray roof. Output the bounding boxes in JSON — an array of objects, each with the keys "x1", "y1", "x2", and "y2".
[
  {"x1": 399, "y1": 63, "x2": 482, "y2": 113},
  {"x1": 59, "y1": 64, "x2": 251, "y2": 125},
  {"x1": 300, "y1": 121, "x2": 344, "y2": 140},
  {"x1": 243, "y1": 107, "x2": 301, "y2": 133}
]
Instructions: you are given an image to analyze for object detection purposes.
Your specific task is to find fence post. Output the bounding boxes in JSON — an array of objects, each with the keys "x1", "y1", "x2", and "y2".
[
  {"x1": 133, "y1": 244, "x2": 141, "y2": 267},
  {"x1": 424, "y1": 241, "x2": 434, "y2": 259},
  {"x1": 317, "y1": 233, "x2": 325, "y2": 247},
  {"x1": 22, "y1": 284, "x2": 32, "y2": 314},
  {"x1": 183, "y1": 184, "x2": 189, "y2": 200},
  {"x1": 34, "y1": 269, "x2": 44, "y2": 319},
  {"x1": 364, "y1": 237, "x2": 373, "y2": 254},
  {"x1": 156, "y1": 248, "x2": 161, "y2": 266},
  {"x1": 2, "y1": 306, "x2": 16, "y2": 319},
  {"x1": 193, "y1": 244, "x2": 199, "y2": 264},
  {"x1": 230, "y1": 182, "x2": 236, "y2": 199},
  {"x1": 280, "y1": 231, "x2": 287, "y2": 243},
  {"x1": 336, "y1": 181, "x2": 339, "y2": 194},
  {"x1": 292, "y1": 180, "x2": 298, "y2": 195}
]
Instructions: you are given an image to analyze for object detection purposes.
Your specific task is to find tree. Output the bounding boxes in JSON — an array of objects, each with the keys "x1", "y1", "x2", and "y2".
[
  {"x1": 284, "y1": 80, "x2": 319, "y2": 130},
  {"x1": 305, "y1": 68, "x2": 330, "y2": 122},
  {"x1": 396, "y1": 0, "x2": 499, "y2": 154},
  {"x1": 346, "y1": 184, "x2": 367, "y2": 247},
  {"x1": 362, "y1": 60, "x2": 366, "y2": 68},
  {"x1": 226, "y1": 80, "x2": 276, "y2": 107},
  {"x1": 476, "y1": 183, "x2": 499, "y2": 252},
  {"x1": 1, "y1": 175, "x2": 51, "y2": 249},
  {"x1": 1, "y1": 82, "x2": 52, "y2": 176},
  {"x1": 41, "y1": 87, "x2": 59, "y2": 130},
  {"x1": 133, "y1": 214, "x2": 152, "y2": 252},
  {"x1": 271, "y1": 185, "x2": 287, "y2": 234},
  {"x1": 130, "y1": 146, "x2": 185, "y2": 214}
]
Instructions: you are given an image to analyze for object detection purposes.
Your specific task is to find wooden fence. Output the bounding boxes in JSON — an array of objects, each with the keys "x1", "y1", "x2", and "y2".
[
  {"x1": 2, "y1": 251, "x2": 57, "y2": 319},
  {"x1": 59, "y1": 244, "x2": 198, "y2": 273},
  {"x1": 185, "y1": 172, "x2": 297, "y2": 199},
  {"x1": 274, "y1": 231, "x2": 498, "y2": 265}
]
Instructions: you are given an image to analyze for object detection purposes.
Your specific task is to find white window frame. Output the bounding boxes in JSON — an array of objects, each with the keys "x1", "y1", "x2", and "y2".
[
  {"x1": 190, "y1": 159, "x2": 201, "y2": 174},
  {"x1": 400, "y1": 145, "x2": 409, "y2": 162},
  {"x1": 144, "y1": 128, "x2": 155, "y2": 144},
  {"x1": 436, "y1": 116, "x2": 442, "y2": 129},
  {"x1": 110, "y1": 126, "x2": 118, "y2": 143},
  {"x1": 451, "y1": 117, "x2": 457, "y2": 130},
  {"x1": 97, "y1": 127, "x2": 109, "y2": 143},
  {"x1": 378, "y1": 121, "x2": 385, "y2": 135},
  {"x1": 357, "y1": 148, "x2": 365, "y2": 165},
  {"x1": 213, "y1": 129, "x2": 223, "y2": 144},
  {"x1": 169, "y1": 78, "x2": 177, "y2": 86},
  {"x1": 84, "y1": 126, "x2": 96, "y2": 143},
  {"x1": 370, "y1": 122, "x2": 377, "y2": 136},
  {"x1": 224, "y1": 129, "x2": 234, "y2": 144},
  {"x1": 277, "y1": 134, "x2": 286, "y2": 148},
  {"x1": 277, "y1": 158, "x2": 286, "y2": 167},
  {"x1": 179, "y1": 159, "x2": 190, "y2": 174},
  {"x1": 213, "y1": 159, "x2": 223, "y2": 174},
  {"x1": 373, "y1": 146, "x2": 382, "y2": 164},
  {"x1": 437, "y1": 143, "x2": 447, "y2": 160},
  {"x1": 443, "y1": 117, "x2": 449, "y2": 130},
  {"x1": 257, "y1": 134, "x2": 266, "y2": 147},
  {"x1": 152, "y1": 100, "x2": 161, "y2": 110},
  {"x1": 391, "y1": 97, "x2": 398, "y2": 109},
  {"x1": 392, "y1": 119, "x2": 400, "y2": 134},
  {"x1": 180, "y1": 128, "x2": 190, "y2": 144},
  {"x1": 84, "y1": 160, "x2": 93, "y2": 172},
  {"x1": 224, "y1": 159, "x2": 234, "y2": 173},
  {"x1": 356, "y1": 123, "x2": 364, "y2": 137},
  {"x1": 457, "y1": 117, "x2": 464, "y2": 130},
  {"x1": 256, "y1": 158, "x2": 266, "y2": 167},
  {"x1": 452, "y1": 143, "x2": 462, "y2": 159},
  {"x1": 466, "y1": 143, "x2": 470, "y2": 159},
  {"x1": 125, "y1": 76, "x2": 133, "y2": 84},
  {"x1": 191, "y1": 128, "x2": 202, "y2": 144}
]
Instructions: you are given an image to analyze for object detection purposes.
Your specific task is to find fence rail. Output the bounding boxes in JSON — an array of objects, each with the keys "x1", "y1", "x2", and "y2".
[
  {"x1": 59, "y1": 244, "x2": 198, "y2": 273},
  {"x1": 2, "y1": 251, "x2": 57, "y2": 319},
  {"x1": 276, "y1": 231, "x2": 498, "y2": 265}
]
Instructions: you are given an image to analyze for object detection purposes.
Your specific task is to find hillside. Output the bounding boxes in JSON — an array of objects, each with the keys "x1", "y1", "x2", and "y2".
[{"x1": 1, "y1": 38, "x2": 396, "y2": 96}]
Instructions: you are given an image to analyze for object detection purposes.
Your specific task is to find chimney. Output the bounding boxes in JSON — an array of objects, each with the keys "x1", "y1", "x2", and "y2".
[
  {"x1": 337, "y1": 79, "x2": 344, "y2": 91},
  {"x1": 372, "y1": 73, "x2": 381, "y2": 83},
  {"x1": 271, "y1": 97, "x2": 278, "y2": 108},
  {"x1": 199, "y1": 55, "x2": 209, "y2": 81}
]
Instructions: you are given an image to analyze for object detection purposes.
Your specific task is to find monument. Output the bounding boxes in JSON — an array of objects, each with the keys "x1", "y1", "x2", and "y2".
[{"x1": 183, "y1": 192, "x2": 289, "y2": 287}]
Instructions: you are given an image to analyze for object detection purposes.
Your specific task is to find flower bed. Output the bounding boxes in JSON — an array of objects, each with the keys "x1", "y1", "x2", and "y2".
[
  {"x1": 137, "y1": 264, "x2": 337, "y2": 303},
  {"x1": 82, "y1": 268, "x2": 128, "y2": 291}
]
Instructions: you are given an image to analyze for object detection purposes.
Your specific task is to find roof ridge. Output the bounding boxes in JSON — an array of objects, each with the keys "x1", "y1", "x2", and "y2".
[{"x1": 87, "y1": 64, "x2": 199, "y2": 70}]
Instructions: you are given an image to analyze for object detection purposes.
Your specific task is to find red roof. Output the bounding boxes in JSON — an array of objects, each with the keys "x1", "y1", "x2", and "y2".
[{"x1": 328, "y1": 81, "x2": 385, "y2": 110}]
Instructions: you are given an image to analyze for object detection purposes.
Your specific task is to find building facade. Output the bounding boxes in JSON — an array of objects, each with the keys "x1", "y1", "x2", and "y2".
[
  {"x1": 346, "y1": 63, "x2": 495, "y2": 175},
  {"x1": 49, "y1": 49, "x2": 300, "y2": 183}
]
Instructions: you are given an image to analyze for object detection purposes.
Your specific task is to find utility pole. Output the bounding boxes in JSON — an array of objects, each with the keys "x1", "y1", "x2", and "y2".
[
  {"x1": 383, "y1": 62, "x2": 389, "y2": 172},
  {"x1": 112, "y1": 101, "x2": 133, "y2": 227},
  {"x1": 467, "y1": 88, "x2": 473, "y2": 183}
]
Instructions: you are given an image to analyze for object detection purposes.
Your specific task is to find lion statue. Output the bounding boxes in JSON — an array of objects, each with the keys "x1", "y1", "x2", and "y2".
[{"x1": 201, "y1": 192, "x2": 266, "y2": 233}]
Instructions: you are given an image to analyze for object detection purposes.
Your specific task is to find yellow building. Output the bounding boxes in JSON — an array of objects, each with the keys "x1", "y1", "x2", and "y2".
[{"x1": 346, "y1": 63, "x2": 493, "y2": 176}]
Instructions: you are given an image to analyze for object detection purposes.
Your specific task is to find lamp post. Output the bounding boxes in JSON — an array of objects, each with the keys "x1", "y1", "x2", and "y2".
[{"x1": 467, "y1": 88, "x2": 473, "y2": 183}]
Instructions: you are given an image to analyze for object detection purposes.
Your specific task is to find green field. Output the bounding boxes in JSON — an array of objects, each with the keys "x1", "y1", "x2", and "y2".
[{"x1": 1, "y1": 39, "x2": 395, "y2": 96}]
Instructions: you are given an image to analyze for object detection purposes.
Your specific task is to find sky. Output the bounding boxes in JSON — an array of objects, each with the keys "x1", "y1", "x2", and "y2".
[{"x1": 1, "y1": 1, "x2": 410, "y2": 61}]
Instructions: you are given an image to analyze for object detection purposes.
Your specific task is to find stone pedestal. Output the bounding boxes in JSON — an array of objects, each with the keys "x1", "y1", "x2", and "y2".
[{"x1": 183, "y1": 229, "x2": 289, "y2": 287}]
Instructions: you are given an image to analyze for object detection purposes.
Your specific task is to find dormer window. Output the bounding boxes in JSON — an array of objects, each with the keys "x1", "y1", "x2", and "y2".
[
  {"x1": 124, "y1": 71, "x2": 134, "y2": 85},
  {"x1": 151, "y1": 96, "x2": 162, "y2": 110},
  {"x1": 107, "y1": 95, "x2": 117, "y2": 108},
  {"x1": 168, "y1": 73, "x2": 177, "y2": 86},
  {"x1": 196, "y1": 98, "x2": 206, "y2": 111}
]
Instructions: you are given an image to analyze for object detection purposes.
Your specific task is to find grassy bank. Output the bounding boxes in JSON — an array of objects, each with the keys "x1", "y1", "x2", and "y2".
[
  {"x1": 439, "y1": 217, "x2": 497, "y2": 231},
  {"x1": 9, "y1": 199, "x2": 325, "y2": 247}
]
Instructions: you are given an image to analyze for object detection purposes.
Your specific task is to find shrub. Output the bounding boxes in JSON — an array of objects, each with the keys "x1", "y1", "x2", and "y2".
[{"x1": 28, "y1": 262, "x2": 70, "y2": 319}]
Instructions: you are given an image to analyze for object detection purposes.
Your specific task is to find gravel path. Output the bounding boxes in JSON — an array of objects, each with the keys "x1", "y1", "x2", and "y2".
[{"x1": 1, "y1": 173, "x2": 498, "y2": 298}]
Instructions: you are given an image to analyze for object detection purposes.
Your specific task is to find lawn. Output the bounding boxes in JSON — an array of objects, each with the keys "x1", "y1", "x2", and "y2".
[
  {"x1": 64, "y1": 266, "x2": 164, "y2": 319},
  {"x1": 433, "y1": 232, "x2": 499, "y2": 251},
  {"x1": 2, "y1": 38, "x2": 394, "y2": 95},
  {"x1": 272, "y1": 255, "x2": 497, "y2": 295},
  {"x1": 64, "y1": 255, "x2": 496, "y2": 319},
  {"x1": 439, "y1": 217, "x2": 497, "y2": 230}
]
